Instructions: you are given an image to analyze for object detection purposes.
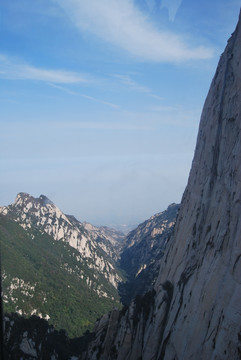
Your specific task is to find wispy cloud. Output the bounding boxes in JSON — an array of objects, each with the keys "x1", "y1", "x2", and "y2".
[
  {"x1": 150, "y1": 105, "x2": 178, "y2": 112},
  {"x1": 81, "y1": 94, "x2": 119, "y2": 109},
  {"x1": 149, "y1": 94, "x2": 164, "y2": 101},
  {"x1": 55, "y1": 121, "x2": 149, "y2": 131},
  {"x1": 161, "y1": 0, "x2": 183, "y2": 22},
  {"x1": 53, "y1": 0, "x2": 213, "y2": 62},
  {"x1": 49, "y1": 83, "x2": 79, "y2": 95},
  {"x1": 111, "y1": 74, "x2": 163, "y2": 101},
  {"x1": 49, "y1": 83, "x2": 119, "y2": 108},
  {"x1": 0, "y1": 54, "x2": 88, "y2": 84},
  {"x1": 112, "y1": 74, "x2": 151, "y2": 93}
]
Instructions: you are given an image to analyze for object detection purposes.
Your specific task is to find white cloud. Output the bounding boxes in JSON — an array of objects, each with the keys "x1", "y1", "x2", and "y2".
[
  {"x1": 53, "y1": 0, "x2": 213, "y2": 62},
  {"x1": 80, "y1": 94, "x2": 119, "y2": 108},
  {"x1": 112, "y1": 73, "x2": 164, "y2": 100},
  {"x1": 161, "y1": 0, "x2": 183, "y2": 22},
  {"x1": 55, "y1": 121, "x2": 149, "y2": 131},
  {"x1": 0, "y1": 54, "x2": 88, "y2": 83},
  {"x1": 112, "y1": 74, "x2": 151, "y2": 93},
  {"x1": 49, "y1": 83, "x2": 119, "y2": 108},
  {"x1": 150, "y1": 105, "x2": 178, "y2": 112},
  {"x1": 149, "y1": 94, "x2": 164, "y2": 101}
]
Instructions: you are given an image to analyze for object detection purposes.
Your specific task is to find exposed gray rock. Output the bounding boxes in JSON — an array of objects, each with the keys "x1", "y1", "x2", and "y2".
[
  {"x1": 84, "y1": 12, "x2": 241, "y2": 360},
  {"x1": 119, "y1": 204, "x2": 179, "y2": 304},
  {"x1": 2, "y1": 11, "x2": 241, "y2": 360},
  {"x1": 121, "y1": 203, "x2": 179, "y2": 278},
  {"x1": 0, "y1": 192, "x2": 124, "y2": 289}
]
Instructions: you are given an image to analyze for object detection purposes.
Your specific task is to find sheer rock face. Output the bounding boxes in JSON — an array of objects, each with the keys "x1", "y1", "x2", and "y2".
[{"x1": 85, "y1": 14, "x2": 241, "y2": 360}]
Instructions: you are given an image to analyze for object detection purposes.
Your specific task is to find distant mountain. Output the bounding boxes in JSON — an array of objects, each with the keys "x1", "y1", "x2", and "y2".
[
  {"x1": 2, "y1": 11, "x2": 241, "y2": 360},
  {"x1": 0, "y1": 193, "x2": 125, "y2": 288},
  {"x1": 0, "y1": 193, "x2": 180, "y2": 353},
  {"x1": 119, "y1": 203, "x2": 179, "y2": 304},
  {"x1": 0, "y1": 193, "x2": 125, "y2": 337},
  {"x1": 81, "y1": 221, "x2": 125, "y2": 260},
  {"x1": 108, "y1": 223, "x2": 139, "y2": 235}
]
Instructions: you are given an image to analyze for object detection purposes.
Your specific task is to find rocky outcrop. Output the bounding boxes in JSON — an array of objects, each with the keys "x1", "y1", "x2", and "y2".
[
  {"x1": 82, "y1": 222, "x2": 125, "y2": 260},
  {"x1": 121, "y1": 204, "x2": 179, "y2": 278},
  {"x1": 84, "y1": 13, "x2": 241, "y2": 360},
  {"x1": 119, "y1": 204, "x2": 179, "y2": 304},
  {"x1": 0, "y1": 193, "x2": 124, "y2": 289},
  {"x1": 0, "y1": 213, "x2": 124, "y2": 339}
]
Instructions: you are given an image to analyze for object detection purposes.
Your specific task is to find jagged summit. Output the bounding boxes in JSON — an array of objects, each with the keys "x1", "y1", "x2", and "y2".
[
  {"x1": 1, "y1": 192, "x2": 181, "y2": 356},
  {"x1": 16, "y1": 192, "x2": 29, "y2": 198},
  {"x1": 39, "y1": 194, "x2": 53, "y2": 205},
  {"x1": 2, "y1": 13, "x2": 241, "y2": 358},
  {"x1": 14, "y1": 192, "x2": 32, "y2": 204},
  {"x1": 0, "y1": 192, "x2": 124, "y2": 290},
  {"x1": 13, "y1": 192, "x2": 54, "y2": 209}
]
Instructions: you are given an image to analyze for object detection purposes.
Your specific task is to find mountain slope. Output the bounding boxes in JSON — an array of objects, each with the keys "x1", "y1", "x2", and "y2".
[
  {"x1": 84, "y1": 13, "x2": 241, "y2": 360},
  {"x1": 1, "y1": 191, "x2": 179, "y2": 343},
  {"x1": 1, "y1": 200, "x2": 180, "y2": 358},
  {"x1": 119, "y1": 204, "x2": 179, "y2": 304},
  {"x1": 81, "y1": 222, "x2": 124, "y2": 260},
  {"x1": 0, "y1": 214, "x2": 121, "y2": 338},
  {"x1": 0, "y1": 193, "x2": 124, "y2": 289},
  {"x1": 0, "y1": 193, "x2": 126, "y2": 338},
  {"x1": 2, "y1": 13, "x2": 241, "y2": 358}
]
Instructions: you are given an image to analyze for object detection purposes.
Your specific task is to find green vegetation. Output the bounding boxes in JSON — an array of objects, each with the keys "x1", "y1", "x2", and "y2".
[{"x1": 0, "y1": 214, "x2": 121, "y2": 338}]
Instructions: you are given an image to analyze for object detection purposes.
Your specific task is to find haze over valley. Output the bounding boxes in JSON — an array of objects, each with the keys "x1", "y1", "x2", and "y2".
[{"x1": 1, "y1": 1, "x2": 241, "y2": 359}]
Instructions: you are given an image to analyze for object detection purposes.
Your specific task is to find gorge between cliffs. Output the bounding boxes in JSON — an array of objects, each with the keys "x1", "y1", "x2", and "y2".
[
  {"x1": 83, "y1": 12, "x2": 241, "y2": 360},
  {"x1": 1, "y1": 10, "x2": 241, "y2": 360}
]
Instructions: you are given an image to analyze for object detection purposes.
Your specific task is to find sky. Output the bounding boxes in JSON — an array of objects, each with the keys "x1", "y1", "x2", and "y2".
[{"x1": 1, "y1": 0, "x2": 240, "y2": 230}]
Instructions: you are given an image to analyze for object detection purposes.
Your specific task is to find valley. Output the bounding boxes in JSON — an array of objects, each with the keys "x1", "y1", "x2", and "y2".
[
  {"x1": 1, "y1": 7, "x2": 241, "y2": 360},
  {"x1": 0, "y1": 193, "x2": 178, "y2": 340}
]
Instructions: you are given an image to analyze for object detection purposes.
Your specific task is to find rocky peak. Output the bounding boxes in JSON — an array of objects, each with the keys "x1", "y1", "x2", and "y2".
[
  {"x1": 39, "y1": 194, "x2": 54, "y2": 205},
  {"x1": 0, "y1": 193, "x2": 124, "y2": 290},
  {"x1": 14, "y1": 192, "x2": 52, "y2": 208},
  {"x1": 10, "y1": 192, "x2": 70, "y2": 225}
]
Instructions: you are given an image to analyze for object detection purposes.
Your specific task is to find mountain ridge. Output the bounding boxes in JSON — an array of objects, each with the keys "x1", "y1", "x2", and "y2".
[
  {"x1": 3, "y1": 13, "x2": 241, "y2": 352},
  {"x1": 1, "y1": 192, "x2": 179, "y2": 343},
  {"x1": 0, "y1": 214, "x2": 122, "y2": 338},
  {"x1": 119, "y1": 203, "x2": 179, "y2": 304},
  {"x1": 0, "y1": 193, "x2": 127, "y2": 338},
  {"x1": 0, "y1": 192, "x2": 125, "y2": 289}
]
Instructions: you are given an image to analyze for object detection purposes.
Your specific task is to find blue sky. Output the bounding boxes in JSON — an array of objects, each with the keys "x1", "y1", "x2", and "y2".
[{"x1": 1, "y1": 0, "x2": 240, "y2": 229}]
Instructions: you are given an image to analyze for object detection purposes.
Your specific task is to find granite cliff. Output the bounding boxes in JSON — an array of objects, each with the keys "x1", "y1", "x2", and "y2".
[
  {"x1": 2, "y1": 11, "x2": 241, "y2": 360},
  {"x1": 84, "y1": 13, "x2": 241, "y2": 360}
]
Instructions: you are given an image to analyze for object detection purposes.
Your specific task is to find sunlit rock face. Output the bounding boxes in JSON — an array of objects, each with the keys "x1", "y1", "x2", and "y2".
[
  {"x1": 121, "y1": 203, "x2": 179, "y2": 279},
  {"x1": 84, "y1": 14, "x2": 241, "y2": 360},
  {"x1": 119, "y1": 204, "x2": 179, "y2": 305},
  {"x1": 0, "y1": 192, "x2": 124, "y2": 289}
]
